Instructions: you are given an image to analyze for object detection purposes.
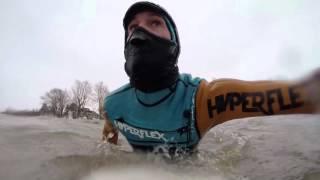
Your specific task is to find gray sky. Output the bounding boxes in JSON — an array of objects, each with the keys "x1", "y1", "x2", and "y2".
[{"x1": 1, "y1": 0, "x2": 320, "y2": 111}]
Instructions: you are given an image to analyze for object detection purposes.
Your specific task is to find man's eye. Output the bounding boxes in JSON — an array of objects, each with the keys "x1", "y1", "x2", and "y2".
[
  {"x1": 128, "y1": 24, "x2": 137, "y2": 31},
  {"x1": 151, "y1": 20, "x2": 161, "y2": 27}
]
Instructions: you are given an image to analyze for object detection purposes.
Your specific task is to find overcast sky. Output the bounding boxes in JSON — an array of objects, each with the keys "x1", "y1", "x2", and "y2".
[{"x1": 1, "y1": 0, "x2": 320, "y2": 111}]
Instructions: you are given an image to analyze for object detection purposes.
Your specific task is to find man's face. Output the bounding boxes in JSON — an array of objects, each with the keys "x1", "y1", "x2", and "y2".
[{"x1": 127, "y1": 11, "x2": 171, "y2": 41}]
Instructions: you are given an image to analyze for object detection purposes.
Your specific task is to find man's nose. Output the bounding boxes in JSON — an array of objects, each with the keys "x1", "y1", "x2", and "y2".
[
  {"x1": 129, "y1": 29, "x2": 148, "y2": 46},
  {"x1": 130, "y1": 36, "x2": 146, "y2": 46}
]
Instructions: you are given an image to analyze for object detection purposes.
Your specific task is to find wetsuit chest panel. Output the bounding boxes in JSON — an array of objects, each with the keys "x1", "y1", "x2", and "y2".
[{"x1": 104, "y1": 74, "x2": 202, "y2": 148}]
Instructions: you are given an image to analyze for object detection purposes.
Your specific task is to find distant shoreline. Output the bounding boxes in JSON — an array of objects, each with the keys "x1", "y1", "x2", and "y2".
[{"x1": 1, "y1": 109, "x2": 40, "y2": 116}]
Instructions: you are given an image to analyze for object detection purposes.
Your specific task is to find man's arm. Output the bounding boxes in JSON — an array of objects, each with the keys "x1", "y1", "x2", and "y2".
[
  {"x1": 102, "y1": 112, "x2": 118, "y2": 144},
  {"x1": 195, "y1": 70, "x2": 319, "y2": 137}
]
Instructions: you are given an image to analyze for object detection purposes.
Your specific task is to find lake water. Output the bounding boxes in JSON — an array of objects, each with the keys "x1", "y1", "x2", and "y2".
[{"x1": 0, "y1": 114, "x2": 319, "y2": 180}]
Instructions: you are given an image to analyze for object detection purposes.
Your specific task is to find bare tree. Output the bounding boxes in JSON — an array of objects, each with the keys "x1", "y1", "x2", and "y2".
[
  {"x1": 71, "y1": 80, "x2": 92, "y2": 118},
  {"x1": 93, "y1": 81, "x2": 109, "y2": 119},
  {"x1": 39, "y1": 103, "x2": 50, "y2": 115},
  {"x1": 41, "y1": 88, "x2": 69, "y2": 117}
]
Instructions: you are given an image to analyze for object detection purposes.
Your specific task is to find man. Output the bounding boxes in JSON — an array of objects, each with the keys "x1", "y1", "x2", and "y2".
[{"x1": 102, "y1": 1, "x2": 319, "y2": 154}]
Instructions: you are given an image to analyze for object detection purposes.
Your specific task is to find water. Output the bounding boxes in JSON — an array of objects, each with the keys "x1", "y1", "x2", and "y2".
[{"x1": 0, "y1": 114, "x2": 319, "y2": 180}]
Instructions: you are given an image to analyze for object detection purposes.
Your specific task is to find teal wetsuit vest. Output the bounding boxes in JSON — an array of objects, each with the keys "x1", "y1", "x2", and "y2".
[{"x1": 104, "y1": 74, "x2": 202, "y2": 152}]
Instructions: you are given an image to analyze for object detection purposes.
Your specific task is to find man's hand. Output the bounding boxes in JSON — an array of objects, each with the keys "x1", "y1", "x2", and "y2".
[{"x1": 102, "y1": 112, "x2": 118, "y2": 144}]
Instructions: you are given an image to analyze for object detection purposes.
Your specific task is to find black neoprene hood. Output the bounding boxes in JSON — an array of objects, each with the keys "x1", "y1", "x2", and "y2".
[{"x1": 123, "y1": 1, "x2": 181, "y2": 61}]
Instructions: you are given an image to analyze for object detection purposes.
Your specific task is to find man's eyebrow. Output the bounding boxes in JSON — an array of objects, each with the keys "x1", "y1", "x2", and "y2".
[
  {"x1": 147, "y1": 11, "x2": 162, "y2": 18},
  {"x1": 128, "y1": 12, "x2": 163, "y2": 27}
]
